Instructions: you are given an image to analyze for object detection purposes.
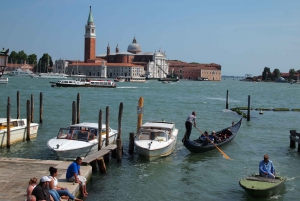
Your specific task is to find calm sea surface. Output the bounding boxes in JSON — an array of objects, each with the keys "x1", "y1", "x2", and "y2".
[{"x1": 1, "y1": 76, "x2": 300, "y2": 201}]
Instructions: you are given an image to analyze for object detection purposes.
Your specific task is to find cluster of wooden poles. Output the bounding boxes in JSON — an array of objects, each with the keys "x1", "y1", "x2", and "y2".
[
  {"x1": 226, "y1": 90, "x2": 251, "y2": 121},
  {"x1": 5, "y1": 91, "x2": 44, "y2": 148}
]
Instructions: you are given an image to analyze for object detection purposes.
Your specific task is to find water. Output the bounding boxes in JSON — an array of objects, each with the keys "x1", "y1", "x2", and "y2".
[{"x1": 1, "y1": 77, "x2": 300, "y2": 201}]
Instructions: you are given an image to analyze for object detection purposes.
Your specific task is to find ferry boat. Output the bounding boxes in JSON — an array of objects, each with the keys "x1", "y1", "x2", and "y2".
[
  {"x1": 54, "y1": 79, "x2": 116, "y2": 88},
  {"x1": 0, "y1": 118, "x2": 39, "y2": 147},
  {"x1": 125, "y1": 76, "x2": 146, "y2": 83},
  {"x1": 47, "y1": 122, "x2": 118, "y2": 160}
]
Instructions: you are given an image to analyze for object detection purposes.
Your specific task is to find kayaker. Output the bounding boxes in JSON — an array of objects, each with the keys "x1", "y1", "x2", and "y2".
[
  {"x1": 185, "y1": 111, "x2": 196, "y2": 139},
  {"x1": 259, "y1": 154, "x2": 275, "y2": 178}
]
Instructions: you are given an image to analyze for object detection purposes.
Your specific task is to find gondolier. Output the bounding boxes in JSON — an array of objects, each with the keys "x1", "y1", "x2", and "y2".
[{"x1": 185, "y1": 111, "x2": 196, "y2": 139}]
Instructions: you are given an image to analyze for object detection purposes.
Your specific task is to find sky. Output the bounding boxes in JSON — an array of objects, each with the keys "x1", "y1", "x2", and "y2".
[{"x1": 1, "y1": 0, "x2": 300, "y2": 76}]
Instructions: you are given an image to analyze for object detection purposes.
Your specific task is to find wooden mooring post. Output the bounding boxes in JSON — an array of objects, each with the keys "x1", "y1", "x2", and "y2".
[
  {"x1": 72, "y1": 101, "x2": 76, "y2": 125},
  {"x1": 77, "y1": 93, "x2": 80, "y2": 124},
  {"x1": 98, "y1": 109, "x2": 102, "y2": 151},
  {"x1": 247, "y1": 95, "x2": 251, "y2": 121},
  {"x1": 226, "y1": 90, "x2": 229, "y2": 109},
  {"x1": 290, "y1": 130, "x2": 300, "y2": 152},
  {"x1": 31, "y1": 94, "x2": 34, "y2": 123},
  {"x1": 6, "y1": 97, "x2": 11, "y2": 149},
  {"x1": 137, "y1": 97, "x2": 144, "y2": 134},
  {"x1": 26, "y1": 100, "x2": 31, "y2": 141},
  {"x1": 129, "y1": 132, "x2": 135, "y2": 154},
  {"x1": 17, "y1": 91, "x2": 20, "y2": 119},
  {"x1": 116, "y1": 102, "x2": 123, "y2": 162},
  {"x1": 104, "y1": 106, "x2": 110, "y2": 163},
  {"x1": 39, "y1": 92, "x2": 43, "y2": 123}
]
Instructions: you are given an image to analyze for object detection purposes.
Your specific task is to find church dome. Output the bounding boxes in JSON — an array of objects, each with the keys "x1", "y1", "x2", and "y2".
[{"x1": 127, "y1": 36, "x2": 141, "y2": 54}]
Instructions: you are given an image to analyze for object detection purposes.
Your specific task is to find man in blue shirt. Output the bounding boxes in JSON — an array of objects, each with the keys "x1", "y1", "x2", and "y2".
[
  {"x1": 66, "y1": 157, "x2": 88, "y2": 197},
  {"x1": 259, "y1": 154, "x2": 275, "y2": 178}
]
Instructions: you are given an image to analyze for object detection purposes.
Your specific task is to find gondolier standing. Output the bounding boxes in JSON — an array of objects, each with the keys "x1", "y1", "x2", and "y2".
[{"x1": 185, "y1": 111, "x2": 196, "y2": 139}]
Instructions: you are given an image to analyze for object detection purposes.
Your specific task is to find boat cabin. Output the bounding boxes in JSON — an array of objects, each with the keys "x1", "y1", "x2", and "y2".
[
  {"x1": 0, "y1": 118, "x2": 25, "y2": 130},
  {"x1": 137, "y1": 122, "x2": 175, "y2": 142}
]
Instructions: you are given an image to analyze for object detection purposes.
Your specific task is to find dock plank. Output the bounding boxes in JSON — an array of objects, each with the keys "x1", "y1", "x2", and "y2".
[{"x1": 82, "y1": 144, "x2": 117, "y2": 164}]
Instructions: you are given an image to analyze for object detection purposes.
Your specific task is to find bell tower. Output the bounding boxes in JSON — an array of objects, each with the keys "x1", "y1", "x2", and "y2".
[{"x1": 84, "y1": 6, "x2": 96, "y2": 62}]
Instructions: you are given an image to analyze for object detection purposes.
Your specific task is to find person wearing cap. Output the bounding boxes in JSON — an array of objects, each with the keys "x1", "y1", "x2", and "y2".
[
  {"x1": 259, "y1": 154, "x2": 275, "y2": 178},
  {"x1": 31, "y1": 176, "x2": 54, "y2": 201},
  {"x1": 185, "y1": 111, "x2": 196, "y2": 139},
  {"x1": 66, "y1": 157, "x2": 88, "y2": 197}
]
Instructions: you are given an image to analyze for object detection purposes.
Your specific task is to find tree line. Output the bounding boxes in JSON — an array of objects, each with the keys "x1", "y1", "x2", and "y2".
[
  {"x1": 261, "y1": 67, "x2": 300, "y2": 81},
  {"x1": 8, "y1": 50, "x2": 54, "y2": 73}
]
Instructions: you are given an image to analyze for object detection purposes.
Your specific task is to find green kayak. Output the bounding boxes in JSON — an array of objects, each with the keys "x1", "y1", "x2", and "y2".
[{"x1": 239, "y1": 175, "x2": 286, "y2": 199}]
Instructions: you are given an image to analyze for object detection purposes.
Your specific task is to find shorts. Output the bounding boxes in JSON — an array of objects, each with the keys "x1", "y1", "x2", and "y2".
[{"x1": 67, "y1": 175, "x2": 87, "y2": 186}]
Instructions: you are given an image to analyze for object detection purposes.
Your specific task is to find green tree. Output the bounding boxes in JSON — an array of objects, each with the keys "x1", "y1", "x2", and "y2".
[
  {"x1": 262, "y1": 67, "x2": 271, "y2": 81},
  {"x1": 38, "y1": 53, "x2": 53, "y2": 73},
  {"x1": 289, "y1": 68, "x2": 296, "y2": 79},
  {"x1": 8, "y1": 51, "x2": 18, "y2": 63},
  {"x1": 28, "y1": 54, "x2": 37, "y2": 65},
  {"x1": 273, "y1": 69, "x2": 281, "y2": 79},
  {"x1": 18, "y1": 50, "x2": 27, "y2": 64}
]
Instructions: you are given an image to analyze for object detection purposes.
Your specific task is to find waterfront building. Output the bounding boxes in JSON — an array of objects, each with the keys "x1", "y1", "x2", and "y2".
[{"x1": 167, "y1": 60, "x2": 221, "y2": 81}]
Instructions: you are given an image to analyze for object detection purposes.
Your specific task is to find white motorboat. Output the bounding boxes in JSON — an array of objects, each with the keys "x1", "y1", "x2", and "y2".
[
  {"x1": 114, "y1": 76, "x2": 125, "y2": 82},
  {"x1": 47, "y1": 122, "x2": 118, "y2": 160},
  {"x1": 134, "y1": 121, "x2": 178, "y2": 160},
  {"x1": 7, "y1": 68, "x2": 34, "y2": 76},
  {"x1": 31, "y1": 73, "x2": 69, "y2": 79},
  {"x1": 0, "y1": 118, "x2": 39, "y2": 147},
  {"x1": 0, "y1": 77, "x2": 8, "y2": 84},
  {"x1": 125, "y1": 76, "x2": 146, "y2": 83}
]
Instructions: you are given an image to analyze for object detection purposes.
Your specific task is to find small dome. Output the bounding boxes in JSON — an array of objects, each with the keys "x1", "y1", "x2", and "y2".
[{"x1": 127, "y1": 36, "x2": 141, "y2": 54}]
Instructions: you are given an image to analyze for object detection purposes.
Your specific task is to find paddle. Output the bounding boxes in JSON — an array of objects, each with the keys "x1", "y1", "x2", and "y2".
[{"x1": 194, "y1": 125, "x2": 232, "y2": 160}]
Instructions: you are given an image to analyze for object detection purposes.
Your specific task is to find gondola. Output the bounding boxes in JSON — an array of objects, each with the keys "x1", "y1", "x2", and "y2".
[{"x1": 182, "y1": 118, "x2": 242, "y2": 153}]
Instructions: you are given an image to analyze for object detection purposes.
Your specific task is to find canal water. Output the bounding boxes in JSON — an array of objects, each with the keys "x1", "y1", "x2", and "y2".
[{"x1": 0, "y1": 76, "x2": 300, "y2": 201}]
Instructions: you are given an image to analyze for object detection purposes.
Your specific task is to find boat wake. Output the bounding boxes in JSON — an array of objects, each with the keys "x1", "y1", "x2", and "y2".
[{"x1": 117, "y1": 86, "x2": 138, "y2": 88}]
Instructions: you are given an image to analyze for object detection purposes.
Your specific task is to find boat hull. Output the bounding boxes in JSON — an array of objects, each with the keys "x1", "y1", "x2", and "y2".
[
  {"x1": 182, "y1": 118, "x2": 242, "y2": 153},
  {"x1": 47, "y1": 133, "x2": 117, "y2": 160},
  {"x1": 0, "y1": 123, "x2": 39, "y2": 147},
  {"x1": 135, "y1": 136, "x2": 177, "y2": 160},
  {"x1": 239, "y1": 175, "x2": 286, "y2": 199}
]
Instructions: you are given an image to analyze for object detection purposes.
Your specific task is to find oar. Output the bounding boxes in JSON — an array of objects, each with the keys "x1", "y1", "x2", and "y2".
[{"x1": 194, "y1": 126, "x2": 232, "y2": 160}]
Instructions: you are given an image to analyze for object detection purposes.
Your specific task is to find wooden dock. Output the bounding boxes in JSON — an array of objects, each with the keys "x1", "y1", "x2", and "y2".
[{"x1": 82, "y1": 144, "x2": 117, "y2": 164}]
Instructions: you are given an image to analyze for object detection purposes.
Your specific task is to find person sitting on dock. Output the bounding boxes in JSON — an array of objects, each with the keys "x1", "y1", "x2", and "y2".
[
  {"x1": 26, "y1": 177, "x2": 37, "y2": 201},
  {"x1": 66, "y1": 157, "x2": 88, "y2": 197},
  {"x1": 259, "y1": 154, "x2": 275, "y2": 178},
  {"x1": 185, "y1": 111, "x2": 196, "y2": 139},
  {"x1": 31, "y1": 176, "x2": 54, "y2": 201},
  {"x1": 49, "y1": 167, "x2": 83, "y2": 201}
]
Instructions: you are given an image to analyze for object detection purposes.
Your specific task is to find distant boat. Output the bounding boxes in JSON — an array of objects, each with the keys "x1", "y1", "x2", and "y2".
[
  {"x1": 114, "y1": 76, "x2": 125, "y2": 82},
  {"x1": 31, "y1": 73, "x2": 68, "y2": 79},
  {"x1": 259, "y1": 110, "x2": 263, "y2": 114},
  {"x1": 0, "y1": 77, "x2": 8, "y2": 84},
  {"x1": 7, "y1": 68, "x2": 34, "y2": 76},
  {"x1": 53, "y1": 79, "x2": 116, "y2": 88}
]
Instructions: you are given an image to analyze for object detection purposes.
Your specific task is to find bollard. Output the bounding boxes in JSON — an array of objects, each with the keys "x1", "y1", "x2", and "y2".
[{"x1": 116, "y1": 139, "x2": 122, "y2": 163}]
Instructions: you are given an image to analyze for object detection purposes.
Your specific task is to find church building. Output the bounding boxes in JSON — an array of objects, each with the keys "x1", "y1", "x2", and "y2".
[{"x1": 55, "y1": 6, "x2": 168, "y2": 79}]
